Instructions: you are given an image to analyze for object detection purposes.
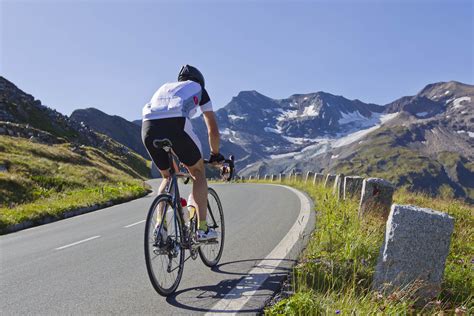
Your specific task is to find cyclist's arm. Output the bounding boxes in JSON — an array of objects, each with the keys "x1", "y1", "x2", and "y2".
[
  {"x1": 199, "y1": 88, "x2": 220, "y2": 155},
  {"x1": 203, "y1": 111, "x2": 220, "y2": 155}
]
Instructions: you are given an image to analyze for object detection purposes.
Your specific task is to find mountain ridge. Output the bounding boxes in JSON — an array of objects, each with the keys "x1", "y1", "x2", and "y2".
[
  {"x1": 70, "y1": 107, "x2": 148, "y2": 158},
  {"x1": 2, "y1": 75, "x2": 472, "y2": 200}
]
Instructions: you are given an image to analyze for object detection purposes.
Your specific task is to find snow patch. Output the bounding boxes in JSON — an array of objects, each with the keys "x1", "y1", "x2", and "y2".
[
  {"x1": 220, "y1": 128, "x2": 231, "y2": 135},
  {"x1": 445, "y1": 98, "x2": 455, "y2": 104},
  {"x1": 416, "y1": 112, "x2": 429, "y2": 117},
  {"x1": 331, "y1": 154, "x2": 339, "y2": 159},
  {"x1": 236, "y1": 154, "x2": 250, "y2": 163},
  {"x1": 276, "y1": 104, "x2": 319, "y2": 122},
  {"x1": 456, "y1": 130, "x2": 473, "y2": 137},
  {"x1": 270, "y1": 152, "x2": 298, "y2": 159},
  {"x1": 263, "y1": 113, "x2": 399, "y2": 162},
  {"x1": 302, "y1": 104, "x2": 319, "y2": 117},
  {"x1": 338, "y1": 111, "x2": 367, "y2": 124},
  {"x1": 453, "y1": 97, "x2": 471, "y2": 109},
  {"x1": 228, "y1": 114, "x2": 244, "y2": 120},
  {"x1": 333, "y1": 113, "x2": 398, "y2": 148},
  {"x1": 276, "y1": 109, "x2": 298, "y2": 121},
  {"x1": 444, "y1": 90, "x2": 450, "y2": 95},
  {"x1": 264, "y1": 127, "x2": 282, "y2": 134},
  {"x1": 282, "y1": 135, "x2": 312, "y2": 145}
]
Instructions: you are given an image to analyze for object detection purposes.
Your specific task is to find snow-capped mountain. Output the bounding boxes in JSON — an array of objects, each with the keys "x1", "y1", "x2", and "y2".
[
  {"x1": 192, "y1": 90, "x2": 389, "y2": 169},
  {"x1": 63, "y1": 79, "x2": 472, "y2": 201},
  {"x1": 220, "y1": 81, "x2": 473, "y2": 201}
]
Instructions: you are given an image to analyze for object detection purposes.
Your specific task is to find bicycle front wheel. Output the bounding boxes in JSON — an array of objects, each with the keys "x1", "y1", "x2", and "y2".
[
  {"x1": 144, "y1": 194, "x2": 185, "y2": 296},
  {"x1": 199, "y1": 187, "x2": 225, "y2": 267}
]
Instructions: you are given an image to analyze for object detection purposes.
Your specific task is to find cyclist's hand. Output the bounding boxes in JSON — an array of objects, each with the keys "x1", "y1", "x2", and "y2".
[{"x1": 208, "y1": 153, "x2": 225, "y2": 164}]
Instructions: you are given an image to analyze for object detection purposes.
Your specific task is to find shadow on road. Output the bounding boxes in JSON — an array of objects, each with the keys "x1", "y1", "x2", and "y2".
[{"x1": 165, "y1": 258, "x2": 295, "y2": 313}]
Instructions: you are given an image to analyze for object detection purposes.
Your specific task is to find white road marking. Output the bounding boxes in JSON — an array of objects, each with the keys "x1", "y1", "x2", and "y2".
[
  {"x1": 124, "y1": 220, "x2": 146, "y2": 228},
  {"x1": 55, "y1": 235, "x2": 101, "y2": 250},
  {"x1": 206, "y1": 184, "x2": 312, "y2": 315}
]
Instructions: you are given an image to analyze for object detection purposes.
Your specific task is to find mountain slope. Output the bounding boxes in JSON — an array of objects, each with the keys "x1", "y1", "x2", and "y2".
[
  {"x1": 71, "y1": 108, "x2": 148, "y2": 158},
  {"x1": 0, "y1": 77, "x2": 151, "y2": 231},
  {"x1": 189, "y1": 90, "x2": 387, "y2": 169},
  {"x1": 239, "y1": 81, "x2": 473, "y2": 201}
]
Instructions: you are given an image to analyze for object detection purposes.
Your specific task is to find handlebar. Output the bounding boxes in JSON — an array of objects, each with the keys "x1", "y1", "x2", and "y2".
[
  {"x1": 204, "y1": 155, "x2": 235, "y2": 182},
  {"x1": 153, "y1": 137, "x2": 236, "y2": 182}
]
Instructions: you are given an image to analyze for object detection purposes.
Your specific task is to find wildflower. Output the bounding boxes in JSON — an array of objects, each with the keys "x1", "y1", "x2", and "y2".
[{"x1": 335, "y1": 310, "x2": 341, "y2": 314}]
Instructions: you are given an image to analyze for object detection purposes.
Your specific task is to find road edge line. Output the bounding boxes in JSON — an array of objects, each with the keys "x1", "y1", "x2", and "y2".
[{"x1": 205, "y1": 184, "x2": 314, "y2": 315}]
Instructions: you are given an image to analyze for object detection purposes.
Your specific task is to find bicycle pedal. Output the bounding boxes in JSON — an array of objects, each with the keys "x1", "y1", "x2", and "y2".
[
  {"x1": 201, "y1": 239, "x2": 219, "y2": 244},
  {"x1": 190, "y1": 249, "x2": 198, "y2": 260},
  {"x1": 153, "y1": 247, "x2": 168, "y2": 255}
]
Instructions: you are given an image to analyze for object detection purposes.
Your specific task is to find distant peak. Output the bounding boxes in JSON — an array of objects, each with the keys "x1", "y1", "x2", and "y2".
[
  {"x1": 233, "y1": 90, "x2": 275, "y2": 103},
  {"x1": 71, "y1": 107, "x2": 103, "y2": 115},
  {"x1": 288, "y1": 91, "x2": 339, "y2": 100},
  {"x1": 418, "y1": 80, "x2": 473, "y2": 94},
  {"x1": 236, "y1": 90, "x2": 264, "y2": 97}
]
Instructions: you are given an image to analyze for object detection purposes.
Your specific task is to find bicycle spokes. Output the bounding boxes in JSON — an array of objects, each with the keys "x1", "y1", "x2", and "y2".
[{"x1": 144, "y1": 195, "x2": 185, "y2": 296}]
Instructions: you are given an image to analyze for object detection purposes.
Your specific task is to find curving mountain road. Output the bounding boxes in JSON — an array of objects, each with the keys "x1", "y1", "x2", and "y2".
[{"x1": 0, "y1": 181, "x2": 314, "y2": 315}]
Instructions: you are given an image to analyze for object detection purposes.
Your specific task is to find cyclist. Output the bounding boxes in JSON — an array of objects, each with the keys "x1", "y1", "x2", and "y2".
[{"x1": 141, "y1": 65, "x2": 224, "y2": 241}]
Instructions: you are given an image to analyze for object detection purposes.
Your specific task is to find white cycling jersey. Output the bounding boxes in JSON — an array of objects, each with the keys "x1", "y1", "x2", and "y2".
[{"x1": 142, "y1": 80, "x2": 213, "y2": 121}]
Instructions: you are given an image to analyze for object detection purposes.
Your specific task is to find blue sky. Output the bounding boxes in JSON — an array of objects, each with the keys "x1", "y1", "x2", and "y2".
[{"x1": 2, "y1": 0, "x2": 473, "y2": 120}]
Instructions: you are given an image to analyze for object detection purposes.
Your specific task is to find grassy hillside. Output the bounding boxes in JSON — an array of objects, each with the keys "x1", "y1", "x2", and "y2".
[
  {"x1": 0, "y1": 135, "x2": 150, "y2": 232},
  {"x1": 333, "y1": 126, "x2": 474, "y2": 202},
  {"x1": 257, "y1": 179, "x2": 473, "y2": 314}
]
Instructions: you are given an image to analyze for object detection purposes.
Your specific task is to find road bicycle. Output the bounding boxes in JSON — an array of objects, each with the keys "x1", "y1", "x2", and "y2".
[{"x1": 144, "y1": 138, "x2": 234, "y2": 296}]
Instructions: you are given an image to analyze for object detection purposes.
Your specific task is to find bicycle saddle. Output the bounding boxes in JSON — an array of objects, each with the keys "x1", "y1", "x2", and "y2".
[{"x1": 153, "y1": 138, "x2": 173, "y2": 150}]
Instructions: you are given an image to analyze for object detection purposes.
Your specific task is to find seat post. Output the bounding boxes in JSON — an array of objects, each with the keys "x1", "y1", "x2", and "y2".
[{"x1": 167, "y1": 151, "x2": 175, "y2": 176}]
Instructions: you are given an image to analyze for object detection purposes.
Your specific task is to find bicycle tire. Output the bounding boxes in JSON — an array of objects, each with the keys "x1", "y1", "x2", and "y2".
[
  {"x1": 199, "y1": 187, "x2": 225, "y2": 267},
  {"x1": 144, "y1": 194, "x2": 185, "y2": 296}
]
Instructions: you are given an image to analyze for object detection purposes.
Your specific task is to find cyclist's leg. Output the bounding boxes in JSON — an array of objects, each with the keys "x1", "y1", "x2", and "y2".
[
  {"x1": 157, "y1": 169, "x2": 171, "y2": 194},
  {"x1": 156, "y1": 169, "x2": 171, "y2": 224},
  {"x1": 185, "y1": 159, "x2": 208, "y2": 224},
  {"x1": 170, "y1": 118, "x2": 208, "y2": 228},
  {"x1": 142, "y1": 119, "x2": 173, "y2": 224}
]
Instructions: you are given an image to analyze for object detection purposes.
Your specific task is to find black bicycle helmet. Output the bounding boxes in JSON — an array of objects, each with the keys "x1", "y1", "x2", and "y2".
[{"x1": 178, "y1": 64, "x2": 205, "y2": 89}]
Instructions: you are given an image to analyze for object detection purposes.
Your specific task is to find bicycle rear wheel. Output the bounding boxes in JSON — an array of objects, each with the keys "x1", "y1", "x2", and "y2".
[
  {"x1": 199, "y1": 187, "x2": 225, "y2": 267},
  {"x1": 144, "y1": 194, "x2": 185, "y2": 296}
]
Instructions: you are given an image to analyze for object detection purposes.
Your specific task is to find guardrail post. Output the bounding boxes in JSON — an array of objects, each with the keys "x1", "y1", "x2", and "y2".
[
  {"x1": 332, "y1": 174, "x2": 345, "y2": 200},
  {"x1": 373, "y1": 204, "x2": 454, "y2": 304},
  {"x1": 313, "y1": 173, "x2": 324, "y2": 185},
  {"x1": 324, "y1": 174, "x2": 336, "y2": 187},
  {"x1": 359, "y1": 178, "x2": 395, "y2": 220},
  {"x1": 343, "y1": 176, "x2": 364, "y2": 200}
]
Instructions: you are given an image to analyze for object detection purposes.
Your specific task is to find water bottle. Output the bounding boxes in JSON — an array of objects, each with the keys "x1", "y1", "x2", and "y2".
[
  {"x1": 187, "y1": 194, "x2": 197, "y2": 222},
  {"x1": 181, "y1": 198, "x2": 190, "y2": 226}
]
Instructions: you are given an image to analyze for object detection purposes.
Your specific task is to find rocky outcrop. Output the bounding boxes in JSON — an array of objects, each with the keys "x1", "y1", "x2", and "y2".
[
  {"x1": 71, "y1": 108, "x2": 148, "y2": 158},
  {"x1": 0, "y1": 121, "x2": 65, "y2": 144},
  {"x1": 0, "y1": 76, "x2": 140, "y2": 161}
]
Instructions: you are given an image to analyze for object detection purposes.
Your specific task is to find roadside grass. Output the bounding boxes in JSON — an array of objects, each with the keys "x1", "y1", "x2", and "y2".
[
  {"x1": 0, "y1": 136, "x2": 150, "y2": 232},
  {"x1": 244, "y1": 179, "x2": 473, "y2": 314}
]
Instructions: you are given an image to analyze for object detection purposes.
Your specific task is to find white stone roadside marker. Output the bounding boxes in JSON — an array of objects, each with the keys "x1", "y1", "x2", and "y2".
[{"x1": 373, "y1": 204, "x2": 455, "y2": 303}]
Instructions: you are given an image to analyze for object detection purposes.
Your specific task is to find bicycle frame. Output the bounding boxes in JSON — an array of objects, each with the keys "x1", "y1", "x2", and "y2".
[
  {"x1": 151, "y1": 137, "x2": 234, "y2": 247},
  {"x1": 154, "y1": 149, "x2": 187, "y2": 247}
]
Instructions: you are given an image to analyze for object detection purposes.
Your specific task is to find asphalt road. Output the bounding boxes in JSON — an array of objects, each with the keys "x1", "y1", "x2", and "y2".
[{"x1": 1, "y1": 181, "x2": 314, "y2": 315}]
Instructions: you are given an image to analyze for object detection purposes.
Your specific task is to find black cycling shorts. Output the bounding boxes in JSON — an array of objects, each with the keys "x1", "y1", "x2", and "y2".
[{"x1": 142, "y1": 117, "x2": 202, "y2": 170}]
